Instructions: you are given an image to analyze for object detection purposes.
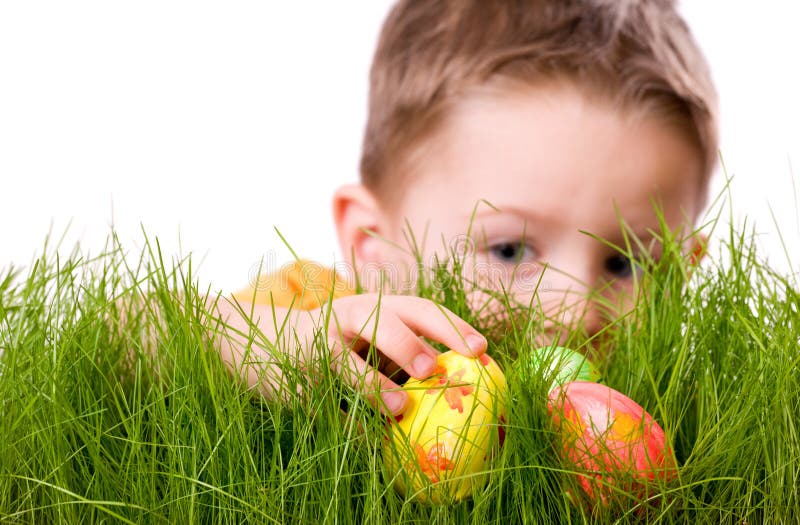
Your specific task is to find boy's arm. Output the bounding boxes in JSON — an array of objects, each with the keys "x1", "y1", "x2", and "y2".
[
  {"x1": 206, "y1": 293, "x2": 488, "y2": 415},
  {"x1": 205, "y1": 296, "x2": 308, "y2": 402}
]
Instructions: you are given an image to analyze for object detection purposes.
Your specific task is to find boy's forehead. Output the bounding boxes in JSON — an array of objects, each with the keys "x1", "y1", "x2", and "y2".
[{"x1": 396, "y1": 85, "x2": 703, "y2": 234}]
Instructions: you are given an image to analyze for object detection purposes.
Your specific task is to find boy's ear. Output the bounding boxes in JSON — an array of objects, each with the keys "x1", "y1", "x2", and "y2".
[
  {"x1": 688, "y1": 232, "x2": 708, "y2": 266},
  {"x1": 332, "y1": 184, "x2": 387, "y2": 268}
]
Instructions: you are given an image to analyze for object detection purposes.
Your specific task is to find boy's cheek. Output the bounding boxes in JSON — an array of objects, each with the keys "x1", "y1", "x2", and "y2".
[
  {"x1": 465, "y1": 286, "x2": 631, "y2": 356},
  {"x1": 354, "y1": 257, "x2": 421, "y2": 294},
  {"x1": 597, "y1": 280, "x2": 637, "y2": 325},
  {"x1": 468, "y1": 259, "x2": 544, "y2": 293}
]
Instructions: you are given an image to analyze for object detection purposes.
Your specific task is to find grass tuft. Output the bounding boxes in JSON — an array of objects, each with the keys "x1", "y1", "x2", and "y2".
[{"x1": 1, "y1": 208, "x2": 799, "y2": 523}]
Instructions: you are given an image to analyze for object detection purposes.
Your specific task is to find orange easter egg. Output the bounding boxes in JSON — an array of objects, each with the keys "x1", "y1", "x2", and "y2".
[{"x1": 548, "y1": 382, "x2": 676, "y2": 502}]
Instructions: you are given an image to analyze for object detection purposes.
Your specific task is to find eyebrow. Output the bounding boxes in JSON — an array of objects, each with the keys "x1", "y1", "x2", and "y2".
[
  {"x1": 469, "y1": 205, "x2": 551, "y2": 225},
  {"x1": 468, "y1": 204, "x2": 661, "y2": 244}
]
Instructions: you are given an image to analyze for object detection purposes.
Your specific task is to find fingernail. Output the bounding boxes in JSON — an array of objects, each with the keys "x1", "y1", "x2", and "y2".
[
  {"x1": 412, "y1": 353, "x2": 435, "y2": 377},
  {"x1": 382, "y1": 391, "x2": 406, "y2": 414},
  {"x1": 467, "y1": 333, "x2": 487, "y2": 354}
]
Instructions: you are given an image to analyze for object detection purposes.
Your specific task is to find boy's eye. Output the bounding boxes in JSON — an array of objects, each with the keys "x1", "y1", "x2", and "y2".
[
  {"x1": 604, "y1": 254, "x2": 636, "y2": 278},
  {"x1": 488, "y1": 242, "x2": 535, "y2": 263}
]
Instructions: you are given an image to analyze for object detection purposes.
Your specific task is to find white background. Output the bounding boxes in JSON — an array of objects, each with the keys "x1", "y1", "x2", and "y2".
[{"x1": 1, "y1": 1, "x2": 798, "y2": 293}]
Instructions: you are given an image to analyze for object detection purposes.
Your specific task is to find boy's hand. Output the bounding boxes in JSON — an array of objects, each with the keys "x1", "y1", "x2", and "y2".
[{"x1": 307, "y1": 294, "x2": 487, "y2": 416}]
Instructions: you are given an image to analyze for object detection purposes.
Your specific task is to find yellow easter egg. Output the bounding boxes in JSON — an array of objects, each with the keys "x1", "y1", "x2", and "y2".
[{"x1": 383, "y1": 350, "x2": 508, "y2": 503}]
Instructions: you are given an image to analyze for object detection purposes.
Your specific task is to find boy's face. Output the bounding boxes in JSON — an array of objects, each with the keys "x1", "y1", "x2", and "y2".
[{"x1": 336, "y1": 82, "x2": 705, "y2": 343}]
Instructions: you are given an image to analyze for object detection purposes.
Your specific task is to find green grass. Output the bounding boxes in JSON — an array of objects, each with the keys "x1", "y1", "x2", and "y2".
[{"x1": 1, "y1": 209, "x2": 798, "y2": 524}]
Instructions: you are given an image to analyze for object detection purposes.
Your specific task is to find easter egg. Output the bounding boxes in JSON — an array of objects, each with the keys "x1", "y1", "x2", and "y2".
[
  {"x1": 383, "y1": 350, "x2": 509, "y2": 503},
  {"x1": 548, "y1": 382, "x2": 675, "y2": 502},
  {"x1": 517, "y1": 346, "x2": 600, "y2": 392}
]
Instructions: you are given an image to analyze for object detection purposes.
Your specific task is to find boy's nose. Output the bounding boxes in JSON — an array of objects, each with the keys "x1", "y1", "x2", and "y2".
[
  {"x1": 570, "y1": 293, "x2": 604, "y2": 337},
  {"x1": 538, "y1": 268, "x2": 605, "y2": 339}
]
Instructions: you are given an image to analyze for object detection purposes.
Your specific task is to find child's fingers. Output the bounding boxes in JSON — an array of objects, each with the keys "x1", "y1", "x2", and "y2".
[
  {"x1": 322, "y1": 294, "x2": 487, "y2": 411},
  {"x1": 334, "y1": 298, "x2": 482, "y2": 379},
  {"x1": 328, "y1": 340, "x2": 408, "y2": 415},
  {"x1": 347, "y1": 309, "x2": 442, "y2": 379},
  {"x1": 331, "y1": 304, "x2": 438, "y2": 379},
  {"x1": 381, "y1": 296, "x2": 488, "y2": 358}
]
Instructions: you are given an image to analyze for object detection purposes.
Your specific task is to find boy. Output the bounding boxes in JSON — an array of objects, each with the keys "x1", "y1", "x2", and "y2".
[{"x1": 218, "y1": 0, "x2": 717, "y2": 417}]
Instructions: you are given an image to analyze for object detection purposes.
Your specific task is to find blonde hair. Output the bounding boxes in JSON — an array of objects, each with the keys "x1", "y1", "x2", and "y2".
[{"x1": 360, "y1": 0, "x2": 718, "y2": 207}]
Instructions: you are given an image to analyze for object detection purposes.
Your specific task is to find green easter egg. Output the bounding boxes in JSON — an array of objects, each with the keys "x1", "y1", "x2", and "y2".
[{"x1": 519, "y1": 346, "x2": 600, "y2": 392}]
